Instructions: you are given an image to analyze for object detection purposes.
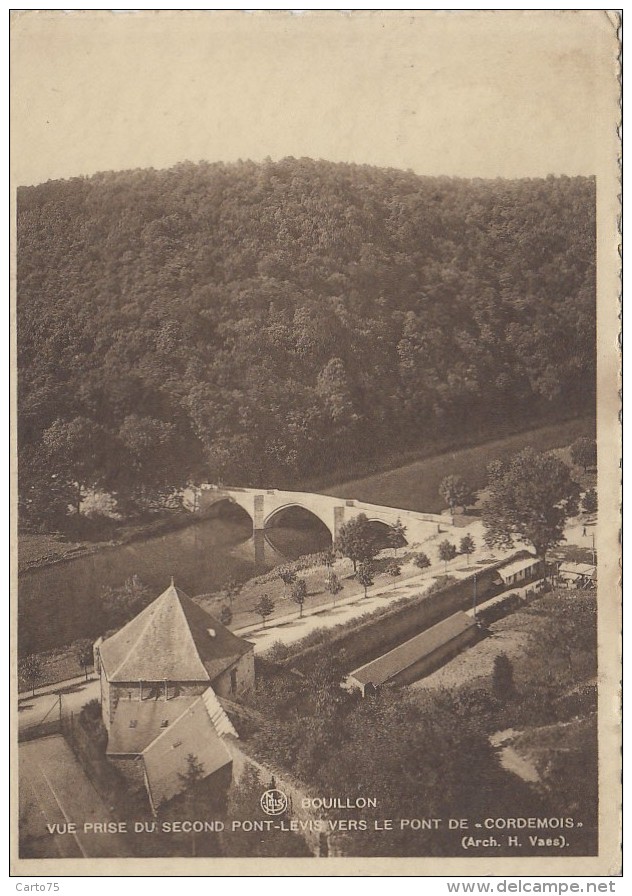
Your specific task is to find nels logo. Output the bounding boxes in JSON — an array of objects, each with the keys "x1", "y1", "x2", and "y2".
[{"x1": 260, "y1": 778, "x2": 290, "y2": 816}]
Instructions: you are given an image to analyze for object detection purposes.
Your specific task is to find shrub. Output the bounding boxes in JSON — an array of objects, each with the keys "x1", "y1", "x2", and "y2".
[
  {"x1": 492, "y1": 653, "x2": 516, "y2": 701},
  {"x1": 263, "y1": 640, "x2": 292, "y2": 663}
]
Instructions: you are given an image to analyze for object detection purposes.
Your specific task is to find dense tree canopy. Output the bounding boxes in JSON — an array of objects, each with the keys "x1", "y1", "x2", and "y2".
[
  {"x1": 439, "y1": 474, "x2": 476, "y2": 513},
  {"x1": 481, "y1": 447, "x2": 580, "y2": 561},
  {"x1": 17, "y1": 158, "x2": 596, "y2": 526},
  {"x1": 336, "y1": 513, "x2": 380, "y2": 571},
  {"x1": 571, "y1": 437, "x2": 597, "y2": 472}
]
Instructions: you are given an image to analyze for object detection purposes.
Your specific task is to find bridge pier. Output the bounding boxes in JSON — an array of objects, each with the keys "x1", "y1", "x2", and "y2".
[
  {"x1": 253, "y1": 528, "x2": 266, "y2": 567},
  {"x1": 333, "y1": 505, "x2": 345, "y2": 548},
  {"x1": 252, "y1": 495, "x2": 266, "y2": 567},
  {"x1": 192, "y1": 484, "x2": 452, "y2": 565}
]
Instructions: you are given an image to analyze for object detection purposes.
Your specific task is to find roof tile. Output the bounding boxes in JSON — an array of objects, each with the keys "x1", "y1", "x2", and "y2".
[{"x1": 99, "y1": 582, "x2": 252, "y2": 683}]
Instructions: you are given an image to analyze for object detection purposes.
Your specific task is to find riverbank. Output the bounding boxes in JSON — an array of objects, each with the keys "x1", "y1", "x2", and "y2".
[
  {"x1": 19, "y1": 413, "x2": 594, "y2": 573},
  {"x1": 19, "y1": 520, "x2": 487, "y2": 691},
  {"x1": 18, "y1": 508, "x2": 213, "y2": 575},
  {"x1": 195, "y1": 522, "x2": 475, "y2": 632}
]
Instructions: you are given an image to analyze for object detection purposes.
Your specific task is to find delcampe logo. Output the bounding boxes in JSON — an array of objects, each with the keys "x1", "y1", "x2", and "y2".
[{"x1": 260, "y1": 788, "x2": 289, "y2": 816}]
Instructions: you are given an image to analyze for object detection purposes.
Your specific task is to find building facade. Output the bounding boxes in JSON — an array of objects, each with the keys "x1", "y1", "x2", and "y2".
[{"x1": 95, "y1": 580, "x2": 255, "y2": 812}]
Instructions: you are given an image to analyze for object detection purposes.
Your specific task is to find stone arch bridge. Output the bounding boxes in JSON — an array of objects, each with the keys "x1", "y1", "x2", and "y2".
[{"x1": 189, "y1": 485, "x2": 452, "y2": 564}]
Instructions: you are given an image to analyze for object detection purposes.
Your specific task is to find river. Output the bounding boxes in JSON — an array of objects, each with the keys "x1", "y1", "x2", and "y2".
[
  {"x1": 18, "y1": 513, "x2": 331, "y2": 655},
  {"x1": 18, "y1": 416, "x2": 593, "y2": 655}
]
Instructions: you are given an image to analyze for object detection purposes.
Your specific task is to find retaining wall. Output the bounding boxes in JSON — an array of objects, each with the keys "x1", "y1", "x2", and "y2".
[{"x1": 282, "y1": 553, "x2": 531, "y2": 674}]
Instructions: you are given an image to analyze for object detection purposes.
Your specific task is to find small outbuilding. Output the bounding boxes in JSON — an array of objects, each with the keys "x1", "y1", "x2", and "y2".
[
  {"x1": 346, "y1": 611, "x2": 479, "y2": 696},
  {"x1": 557, "y1": 562, "x2": 596, "y2": 589},
  {"x1": 496, "y1": 555, "x2": 543, "y2": 587}
]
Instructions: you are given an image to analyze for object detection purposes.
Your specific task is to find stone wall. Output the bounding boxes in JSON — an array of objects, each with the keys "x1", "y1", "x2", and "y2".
[
  {"x1": 212, "y1": 650, "x2": 256, "y2": 700},
  {"x1": 283, "y1": 553, "x2": 530, "y2": 675},
  {"x1": 224, "y1": 736, "x2": 346, "y2": 857},
  {"x1": 107, "y1": 680, "x2": 208, "y2": 722}
]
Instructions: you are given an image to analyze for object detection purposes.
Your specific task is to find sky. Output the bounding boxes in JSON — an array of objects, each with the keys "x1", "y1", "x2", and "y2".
[{"x1": 11, "y1": 10, "x2": 619, "y2": 187}]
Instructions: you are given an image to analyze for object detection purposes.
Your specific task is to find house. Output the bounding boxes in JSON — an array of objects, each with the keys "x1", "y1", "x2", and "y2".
[
  {"x1": 495, "y1": 555, "x2": 543, "y2": 587},
  {"x1": 95, "y1": 579, "x2": 254, "y2": 812},
  {"x1": 346, "y1": 611, "x2": 479, "y2": 696}
]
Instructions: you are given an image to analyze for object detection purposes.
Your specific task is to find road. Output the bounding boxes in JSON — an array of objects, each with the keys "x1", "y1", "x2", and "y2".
[
  {"x1": 18, "y1": 678, "x2": 100, "y2": 736},
  {"x1": 19, "y1": 735, "x2": 132, "y2": 858},
  {"x1": 18, "y1": 510, "x2": 594, "y2": 712},
  {"x1": 239, "y1": 520, "x2": 502, "y2": 654},
  {"x1": 239, "y1": 505, "x2": 596, "y2": 655}
]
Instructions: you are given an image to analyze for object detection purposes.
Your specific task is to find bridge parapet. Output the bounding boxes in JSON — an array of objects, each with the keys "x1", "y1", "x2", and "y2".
[{"x1": 191, "y1": 484, "x2": 452, "y2": 538}]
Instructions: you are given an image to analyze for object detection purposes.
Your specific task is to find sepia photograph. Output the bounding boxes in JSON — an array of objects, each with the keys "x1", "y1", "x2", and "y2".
[{"x1": 10, "y1": 9, "x2": 621, "y2": 876}]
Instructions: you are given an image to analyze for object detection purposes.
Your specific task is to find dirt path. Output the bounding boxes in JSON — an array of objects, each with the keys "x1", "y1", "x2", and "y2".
[{"x1": 18, "y1": 679, "x2": 100, "y2": 735}]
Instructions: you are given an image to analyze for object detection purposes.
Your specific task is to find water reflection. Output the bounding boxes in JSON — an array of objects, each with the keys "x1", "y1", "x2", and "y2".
[{"x1": 18, "y1": 513, "x2": 331, "y2": 654}]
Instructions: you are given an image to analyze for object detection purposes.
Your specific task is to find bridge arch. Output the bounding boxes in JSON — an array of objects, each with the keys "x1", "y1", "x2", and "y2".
[
  {"x1": 263, "y1": 502, "x2": 335, "y2": 542},
  {"x1": 363, "y1": 518, "x2": 399, "y2": 549},
  {"x1": 202, "y1": 494, "x2": 255, "y2": 526}
]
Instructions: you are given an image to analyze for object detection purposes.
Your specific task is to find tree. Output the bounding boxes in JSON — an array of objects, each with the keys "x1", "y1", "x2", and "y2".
[
  {"x1": 41, "y1": 416, "x2": 110, "y2": 516},
  {"x1": 481, "y1": 448, "x2": 580, "y2": 570},
  {"x1": 571, "y1": 437, "x2": 597, "y2": 473},
  {"x1": 220, "y1": 605, "x2": 233, "y2": 627},
  {"x1": 386, "y1": 560, "x2": 401, "y2": 589},
  {"x1": 459, "y1": 534, "x2": 475, "y2": 566},
  {"x1": 17, "y1": 164, "x2": 597, "y2": 536},
  {"x1": 19, "y1": 471, "x2": 81, "y2": 532},
  {"x1": 101, "y1": 575, "x2": 152, "y2": 629},
  {"x1": 336, "y1": 513, "x2": 379, "y2": 571},
  {"x1": 492, "y1": 653, "x2": 515, "y2": 701},
  {"x1": 253, "y1": 594, "x2": 275, "y2": 627},
  {"x1": 414, "y1": 552, "x2": 431, "y2": 571},
  {"x1": 388, "y1": 518, "x2": 407, "y2": 555},
  {"x1": 19, "y1": 654, "x2": 44, "y2": 696},
  {"x1": 326, "y1": 571, "x2": 343, "y2": 605},
  {"x1": 291, "y1": 578, "x2": 308, "y2": 617},
  {"x1": 356, "y1": 560, "x2": 375, "y2": 598},
  {"x1": 438, "y1": 540, "x2": 457, "y2": 573},
  {"x1": 582, "y1": 488, "x2": 598, "y2": 514},
  {"x1": 439, "y1": 475, "x2": 476, "y2": 513},
  {"x1": 321, "y1": 549, "x2": 336, "y2": 569},
  {"x1": 177, "y1": 753, "x2": 207, "y2": 857},
  {"x1": 223, "y1": 578, "x2": 241, "y2": 606},
  {"x1": 113, "y1": 413, "x2": 190, "y2": 510},
  {"x1": 316, "y1": 357, "x2": 357, "y2": 423},
  {"x1": 73, "y1": 638, "x2": 94, "y2": 681},
  {"x1": 277, "y1": 565, "x2": 297, "y2": 597}
]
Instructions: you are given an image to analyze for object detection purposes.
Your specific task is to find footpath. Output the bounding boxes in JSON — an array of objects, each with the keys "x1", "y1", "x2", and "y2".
[
  {"x1": 18, "y1": 672, "x2": 98, "y2": 703},
  {"x1": 235, "y1": 551, "x2": 505, "y2": 654}
]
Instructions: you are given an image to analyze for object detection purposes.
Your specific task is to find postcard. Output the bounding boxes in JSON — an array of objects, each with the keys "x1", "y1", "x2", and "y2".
[{"x1": 10, "y1": 9, "x2": 621, "y2": 876}]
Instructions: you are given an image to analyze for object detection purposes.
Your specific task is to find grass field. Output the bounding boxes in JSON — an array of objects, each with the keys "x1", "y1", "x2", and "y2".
[{"x1": 323, "y1": 417, "x2": 595, "y2": 513}]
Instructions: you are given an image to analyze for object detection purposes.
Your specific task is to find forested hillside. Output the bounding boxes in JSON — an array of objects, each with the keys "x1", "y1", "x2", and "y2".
[{"x1": 17, "y1": 158, "x2": 595, "y2": 528}]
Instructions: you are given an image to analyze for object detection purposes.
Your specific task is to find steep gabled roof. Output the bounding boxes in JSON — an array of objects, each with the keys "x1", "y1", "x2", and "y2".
[
  {"x1": 106, "y1": 687, "x2": 238, "y2": 756},
  {"x1": 141, "y1": 696, "x2": 233, "y2": 812},
  {"x1": 106, "y1": 695, "x2": 199, "y2": 755},
  {"x1": 99, "y1": 581, "x2": 252, "y2": 683}
]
